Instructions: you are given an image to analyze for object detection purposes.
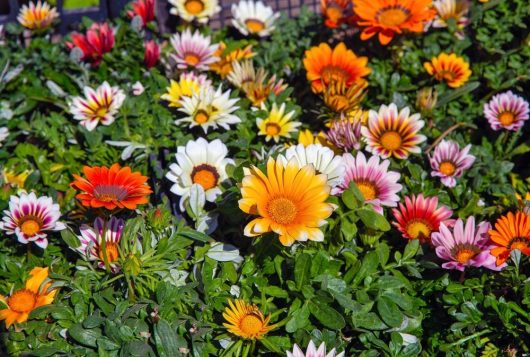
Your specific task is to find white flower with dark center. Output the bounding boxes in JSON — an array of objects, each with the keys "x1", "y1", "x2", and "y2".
[
  {"x1": 169, "y1": 0, "x2": 220, "y2": 24},
  {"x1": 231, "y1": 0, "x2": 280, "y2": 37}
]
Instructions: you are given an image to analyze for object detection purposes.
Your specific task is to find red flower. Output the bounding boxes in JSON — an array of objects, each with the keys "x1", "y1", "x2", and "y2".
[
  {"x1": 144, "y1": 40, "x2": 160, "y2": 69},
  {"x1": 66, "y1": 23, "x2": 115, "y2": 66},
  {"x1": 127, "y1": 0, "x2": 156, "y2": 26}
]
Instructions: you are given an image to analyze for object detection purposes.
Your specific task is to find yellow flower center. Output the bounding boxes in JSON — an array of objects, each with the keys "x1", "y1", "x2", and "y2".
[
  {"x1": 98, "y1": 194, "x2": 118, "y2": 202},
  {"x1": 265, "y1": 123, "x2": 281, "y2": 136},
  {"x1": 245, "y1": 19, "x2": 265, "y2": 33},
  {"x1": 95, "y1": 106, "x2": 109, "y2": 119},
  {"x1": 21, "y1": 219, "x2": 41, "y2": 237},
  {"x1": 380, "y1": 131, "x2": 403, "y2": 151},
  {"x1": 194, "y1": 110, "x2": 209, "y2": 124},
  {"x1": 355, "y1": 181, "x2": 378, "y2": 201},
  {"x1": 322, "y1": 66, "x2": 348, "y2": 85},
  {"x1": 98, "y1": 242, "x2": 119, "y2": 263},
  {"x1": 377, "y1": 7, "x2": 410, "y2": 26},
  {"x1": 268, "y1": 197, "x2": 297, "y2": 225},
  {"x1": 184, "y1": 0, "x2": 205, "y2": 14},
  {"x1": 439, "y1": 161, "x2": 456, "y2": 176},
  {"x1": 239, "y1": 313, "x2": 264, "y2": 336},
  {"x1": 191, "y1": 164, "x2": 219, "y2": 191},
  {"x1": 406, "y1": 220, "x2": 432, "y2": 240},
  {"x1": 455, "y1": 248, "x2": 477, "y2": 264},
  {"x1": 498, "y1": 111, "x2": 515, "y2": 126},
  {"x1": 8, "y1": 289, "x2": 37, "y2": 313},
  {"x1": 184, "y1": 53, "x2": 201, "y2": 66},
  {"x1": 508, "y1": 237, "x2": 530, "y2": 251}
]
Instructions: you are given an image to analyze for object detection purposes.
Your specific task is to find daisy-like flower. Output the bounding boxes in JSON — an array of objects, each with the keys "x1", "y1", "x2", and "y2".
[
  {"x1": 0, "y1": 192, "x2": 65, "y2": 249},
  {"x1": 226, "y1": 60, "x2": 258, "y2": 89},
  {"x1": 431, "y1": 0, "x2": 470, "y2": 39},
  {"x1": 432, "y1": 217, "x2": 503, "y2": 271},
  {"x1": 166, "y1": 138, "x2": 234, "y2": 211},
  {"x1": 334, "y1": 151, "x2": 402, "y2": 214},
  {"x1": 231, "y1": 1, "x2": 280, "y2": 37},
  {"x1": 353, "y1": 0, "x2": 436, "y2": 45},
  {"x1": 298, "y1": 129, "x2": 331, "y2": 148},
  {"x1": 161, "y1": 72, "x2": 210, "y2": 108},
  {"x1": 256, "y1": 102, "x2": 301, "y2": 143},
  {"x1": 362, "y1": 103, "x2": 426, "y2": 159},
  {"x1": 429, "y1": 140, "x2": 475, "y2": 188},
  {"x1": 66, "y1": 23, "x2": 115, "y2": 66},
  {"x1": 0, "y1": 267, "x2": 57, "y2": 328},
  {"x1": 0, "y1": 127, "x2": 9, "y2": 146},
  {"x1": 303, "y1": 42, "x2": 371, "y2": 93},
  {"x1": 3, "y1": 170, "x2": 30, "y2": 190},
  {"x1": 170, "y1": 29, "x2": 219, "y2": 71},
  {"x1": 424, "y1": 53, "x2": 471, "y2": 88},
  {"x1": 239, "y1": 156, "x2": 335, "y2": 246},
  {"x1": 223, "y1": 299, "x2": 276, "y2": 340},
  {"x1": 322, "y1": 80, "x2": 366, "y2": 113},
  {"x1": 169, "y1": 0, "x2": 220, "y2": 23},
  {"x1": 209, "y1": 42, "x2": 255, "y2": 78},
  {"x1": 283, "y1": 144, "x2": 345, "y2": 188},
  {"x1": 489, "y1": 211, "x2": 530, "y2": 266},
  {"x1": 17, "y1": 1, "x2": 58, "y2": 31},
  {"x1": 69, "y1": 82, "x2": 126, "y2": 131},
  {"x1": 177, "y1": 85, "x2": 240, "y2": 133},
  {"x1": 75, "y1": 217, "x2": 124, "y2": 272},
  {"x1": 244, "y1": 72, "x2": 287, "y2": 108},
  {"x1": 392, "y1": 194, "x2": 453, "y2": 242},
  {"x1": 288, "y1": 340, "x2": 345, "y2": 357},
  {"x1": 144, "y1": 40, "x2": 160, "y2": 69},
  {"x1": 70, "y1": 164, "x2": 152, "y2": 210},
  {"x1": 127, "y1": 0, "x2": 156, "y2": 27},
  {"x1": 325, "y1": 115, "x2": 363, "y2": 152},
  {"x1": 484, "y1": 91, "x2": 529, "y2": 132},
  {"x1": 321, "y1": 0, "x2": 355, "y2": 29}
]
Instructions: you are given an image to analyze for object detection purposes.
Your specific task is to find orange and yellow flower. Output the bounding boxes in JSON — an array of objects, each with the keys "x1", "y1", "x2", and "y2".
[
  {"x1": 17, "y1": 1, "x2": 58, "y2": 31},
  {"x1": 322, "y1": 80, "x2": 366, "y2": 113},
  {"x1": 321, "y1": 0, "x2": 355, "y2": 28},
  {"x1": 424, "y1": 53, "x2": 471, "y2": 88},
  {"x1": 210, "y1": 42, "x2": 255, "y2": 78},
  {"x1": 223, "y1": 299, "x2": 276, "y2": 339},
  {"x1": 489, "y1": 211, "x2": 530, "y2": 266}
]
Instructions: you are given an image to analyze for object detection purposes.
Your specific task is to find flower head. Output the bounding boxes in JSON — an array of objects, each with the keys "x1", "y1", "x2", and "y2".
[
  {"x1": 287, "y1": 340, "x2": 345, "y2": 357},
  {"x1": 209, "y1": 42, "x2": 255, "y2": 78},
  {"x1": 170, "y1": 29, "x2": 219, "y2": 71},
  {"x1": 325, "y1": 115, "x2": 363, "y2": 152},
  {"x1": 127, "y1": 0, "x2": 156, "y2": 26},
  {"x1": 3, "y1": 169, "x2": 30, "y2": 190},
  {"x1": 66, "y1": 23, "x2": 115, "y2": 66},
  {"x1": 71, "y1": 164, "x2": 152, "y2": 210},
  {"x1": 489, "y1": 211, "x2": 530, "y2": 266},
  {"x1": 169, "y1": 0, "x2": 220, "y2": 23},
  {"x1": 17, "y1": 1, "x2": 58, "y2": 31},
  {"x1": 231, "y1": 1, "x2": 280, "y2": 37},
  {"x1": 161, "y1": 72, "x2": 209, "y2": 108},
  {"x1": 223, "y1": 299, "x2": 275, "y2": 339},
  {"x1": 424, "y1": 53, "x2": 471, "y2": 88},
  {"x1": 431, "y1": 0, "x2": 470, "y2": 38},
  {"x1": 298, "y1": 129, "x2": 331, "y2": 148},
  {"x1": 321, "y1": 0, "x2": 355, "y2": 29},
  {"x1": 256, "y1": 103, "x2": 301, "y2": 142},
  {"x1": 484, "y1": 91, "x2": 529, "y2": 132},
  {"x1": 429, "y1": 140, "x2": 475, "y2": 187},
  {"x1": 0, "y1": 192, "x2": 65, "y2": 249},
  {"x1": 144, "y1": 40, "x2": 160, "y2": 68},
  {"x1": 322, "y1": 80, "x2": 366, "y2": 113}
]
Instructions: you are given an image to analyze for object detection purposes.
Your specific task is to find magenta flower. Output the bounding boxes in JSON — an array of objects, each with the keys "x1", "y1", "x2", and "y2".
[
  {"x1": 484, "y1": 91, "x2": 529, "y2": 131},
  {"x1": 429, "y1": 140, "x2": 475, "y2": 188},
  {"x1": 170, "y1": 29, "x2": 219, "y2": 71},
  {"x1": 326, "y1": 117, "x2": 362, "y2": 152}
]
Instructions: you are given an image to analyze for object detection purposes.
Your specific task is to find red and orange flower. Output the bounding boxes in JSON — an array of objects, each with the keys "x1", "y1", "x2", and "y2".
[
  {"x1": 489, "y1": 211, "x2": 530, "y2": 266},
  {"x1": 321, "y1": 0, "x2": 355, "y2": 28}
]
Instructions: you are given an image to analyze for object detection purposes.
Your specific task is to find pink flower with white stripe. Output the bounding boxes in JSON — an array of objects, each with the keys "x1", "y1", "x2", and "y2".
[
  {"x1": 69, "y1": 81, "x2": 126, "y2": 131},
  {"x1": 0, "y1": 192, "x2": 65, "y2": 249},
  {"x1": 429, "y1": 140, "x2": 475, "y2": 188},
  {"x1": 484, "y1": 91, "x2": 529, "y2": 131},
  {"x1": 170, "y1": 29, "x2": 219, "y2": 71}
]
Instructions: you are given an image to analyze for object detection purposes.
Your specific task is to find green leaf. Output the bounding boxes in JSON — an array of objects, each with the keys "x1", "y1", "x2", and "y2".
[
  {"x1": 154, "y1": 320, "x2": 181, "y2": 357},
  {"x1": 358, "y1": 208, "x2": 391, "y2": 231},
  {"x1": 61, "y1": 229, "x2": 80, "y2": 248},
  {"x1": 341, "y1": 189, "x2": 358, "y2": 210},
  {"x1": 352, "y1": 250, "x2": 379, "y2": 286},
  {"x1": 178, "y1": 229, "x2": 213, "y2": 243},
  {"x1": 68, "y1": 324, "x2": 101, "y2": 348},
  {"x1": 403, "y1": 239, "x2": 420, "y2": 260},
  {"x1": 294, "y1": 253, "x2": 311, "y2": 291},
  {"x1": 377, "y1": 296, "x2": 404, "y2": 328},
  {"x1": 352, "y1": 312, "x2": 388, "y2": 330},
  {"x1": 308, "y1": 301, "x2": 345, "y2": 330},
  {"x1": 435, "y1": 81, "x2": 480, "y2": 108},
  {"x1": 286, "y1": 303, "x2": 310, "y2": 333}
]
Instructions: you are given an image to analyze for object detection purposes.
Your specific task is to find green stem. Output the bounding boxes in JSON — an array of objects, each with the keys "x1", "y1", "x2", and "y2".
[{"x1": 122, "y1": 111, "x2": 131, "y2": 139}]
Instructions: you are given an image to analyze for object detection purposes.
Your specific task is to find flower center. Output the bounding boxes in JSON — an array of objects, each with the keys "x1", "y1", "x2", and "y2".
[
  {"x1": 95, "y1": 106, "x2": 109, "y2": 119},
  {"x1": 265, "y1": 123, "x2": 281, "y2": 136},
  {"x1": 355, "y1": 180, "x2": 378, "y2": 201},
  {"x1": 239, "y1": 313, "x2": 264, "y2": 336},
  {"x1": 20, "y1": 219, "x2": 41, "y2": 237},
  {"x1": 439, "y1": 161, "x2": 456, "y2": 176},
  {"x1": 184, "y1": 53, "x2": 201, "y2": 66},
  {"x1": 245, "y1": 19, "x2": 265, "y2": 33},
  {"x1": 380, "y1": 131, "x2": 403, "y2": 151},
  {"x1": 98, "y1": 242, "x2": 119, "y2": 263},
  {"x1": 328, "y1": 95, "x2": 350, "y2": 112},
  {"x1": 267, "y1": 197, "x2": 297, "y2": 225},
  {"x1": 326, "y1": 5, "x2": 344, "y2": 23},
  {"x1": 508, "y1": 237, "x2": 530, "y2": 251},
  {"x1": 406, "y1": 219, "x2": 432, "y2": 240},
  {"x1": 322, "y1": 66, "x2": 348, "y2": 85},
  {"x1": 439, "y1": 70, "x2": 456, "y2": 81},
  {"x1": 191, "y1": 164, "x2": 220, "y2": 191},
  {"x1": 498, "y1": 111, "x2": 515, "y2": 126},
  {"x1": 194, "y1": 109, "x2": 210, "y2": 124},
  {"x1": 184, "y1": 0, "x2": 205, "y2": 14},
  {"x1": 94, "y1": 184, "x2": 129, "y2": 202},
  {"x1": 7, "y1": 289, "x2": 37, "y2": 313},
  {"x1": 377, "y1": 7, "x2": 410, "y2": 26}
]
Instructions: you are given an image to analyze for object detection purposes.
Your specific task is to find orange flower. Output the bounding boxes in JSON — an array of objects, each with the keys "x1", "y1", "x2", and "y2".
[
  {"x1": 424, "y1": 53, "x2": 471, "y2": 88},
  {"x1": 71, "y1": 163, "x2": 152, "y2": 210},
  {"x1": 354, "y1": 0, "x2": 436, "y2": 45},
  {"x1": 321, "y1": 0, "x2": 354, "y2": 28},
  {"x1": 489, "y1": 211, "x2": 530, "y2": 266},
  {"x1": 303, "y1": 42, "x2": 370, "y2": 93},
  {"x1": 0, "y1": 267, "x2": 57, "y2": 328}
]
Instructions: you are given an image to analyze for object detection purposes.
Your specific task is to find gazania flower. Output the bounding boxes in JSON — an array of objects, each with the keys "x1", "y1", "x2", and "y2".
[
  {"x1": 322, "y1": 80, "x2": 366, "y2": 113},
  {"x1": 71, "y1": 163, "x2": 152, "y2": 210},
  {"x1": 223, "y1": 299, "x2": 276, "y2": 340},
  {"x1": 177, "y1": 85, "x2": 240, "y2": 133},
  {"x1": 362, "y1": 103, "x2": 426, "y2": 159},
  {"x1": 416, "y1": 87, "x2": 438, "y2": 112},
  {"x1": 3, "y1": 169, "x2": 30, "y2": 190},
  {"x1": 424, "y1": 53, "x2": 471, "y2": 88},
  {"x1": 17, "y1": 1, "x2": 58, "y2": 31},
  {"x1": 288, "y1": 340, "x2": 345, "y2": 357},
  {"x1": 321, "y1": 0, "x2": 355, "y2": 29},
  {"x1": 166, "y1": 138, "x2": 234, "y2": 211},
  {"x1": 209, "y1": 42, "x2": 255, "y2": 78},
  {"x1": 69, "y1": 82, "x2": 126, "y2": 131},
  {"x1": 170, "y1": 29, "x2": 219, "y2": 71},
  {"x1": 169, "y1": 0, "x2": 220, "y2": 23},
  {"x1": 227, "y1": 60, "x2": 259, "y2": 89},
  {"x1": 303, "y1": 42, "x2": 371, "y2": 93},
  {"x1": 334, "y1": 151, "x2": 402, "y2": 214},
  {"x1": 0, "y1": 127, "x2": 8, "y2": 146},
  {"x1": 143, "y1": 40, "x2": 160, "y2": 68},
  {"x1": 244, "y1": 72, "x2": 287, "y2": 107},
  {"x1": 239, "y1": 156, "x2": 335, "y2": 246},
  {"x1": 325, "y1": 115, "x2": 363, "y2": 152},
  {"x1": 66, "y1": 23, "x2": 115, "y2": 66},
  {"x1": 231, "y1": 0, "x2": 280, "y2": 37},
  {"x1": 489, "y1": 211, "x2": 530, "y2": 266},
  {"x1": 353, "y1": 0, "x2": 436, "y2": 45},
  {"x1": 161, "y1": 73, "x2": 209, "y2": 108},
  {"x1": 127, "y1": 0, "x2": 156, "y2": 26},
  {"x1": 392, "y1": 194, "x2": 453, "y2": 242},
  {"x1": 0, "y1": 267, "x2": 57, "y2": 328},
  {"x1": 429, "y1": 140, "x2": 475, "y2": 188},
  {"x1": 75, "y1": 217, "x2": 124, "y2": 272},
  {"x1": 484, "y1": 91, "x2": 529, "y2": 132},
  {"x1": 0, "y1": 192, "x2": 65, "y2": 249},
  {"x1": 431, "y1": 0, "x2": 470, "y2": 38},
  {"x1": 432, "y1": 217, "x2": 503, "y2": 271},
  {"x1": 298, "y1": 129, "x2": 331, "y2": 148},
  {"x1": 256, "y1": 103, "x2": 301, "y2": 143}
]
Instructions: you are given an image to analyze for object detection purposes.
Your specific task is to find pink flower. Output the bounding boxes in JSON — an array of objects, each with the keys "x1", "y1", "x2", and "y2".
[
  {"x1": 429, "y1": 140, "x2": 475, "y2": 188},
  {"x1": 170, "y1": 29, "x2": 219, "y2": 71},
  {"x1": 127, "y1": 0, "x2": 156, "y2": 26},
  {"x1": 144, "y1": 40, "x2": 160, "y2": 69},
  {"x1": 484, "y1": 90, "x2": 529, "y2": 131},
  {"x1": 66, "y1": 23, "x2": 115, "y2": 66},
  {"x1": 287, "y1": 340, "x2": 345, "y2": 357},
  {"x1": 326, "y1": 117, "x2": 362, "y2": 151}
]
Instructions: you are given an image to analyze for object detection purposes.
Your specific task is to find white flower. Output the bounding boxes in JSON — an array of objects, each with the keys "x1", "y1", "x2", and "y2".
[
  {"x1": 132, "y1": 81, "x2": 145, "y2": 96},
  {"x1": 231, "y1": 0, "x2": 280, "y2": 37},
  {"x1": 0, "y1": 127, "x2": 9, "y2": 146},
  {"x1": 170, "y1": 29, "x2": 219, "y2": 71},
  {"x1": 105, "y1": 141, "x2": 147, "y2": 161},
  {"x1": 287, "y1": 340, "x2": 345, "y2": 357},
  {"x1": 169, "y1": 0, "x2": 220, "y2": 24}
]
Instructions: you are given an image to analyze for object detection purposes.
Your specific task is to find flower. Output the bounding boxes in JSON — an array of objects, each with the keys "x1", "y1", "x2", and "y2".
[
  {"x1": 231, "y1": 0, "x2": 280, "y2": 37},
  {"x1": 362, "y1": 103, "x2": 426, "y2": 159},
  {"x1": 484, "y1": 91, "x2": 529, "y2": 132},
  {"x1": 424, "y1": 53, "x2": 471, "y2": 88},
  {"x1": 325, "y1": 115, "x2": 363, "y2": 152},
  {"x1": 66, "y1": 23, "x2": 115, "y2": 66},
  {"x1": 161, "y1": 73, "x2": 209, "y2": 108},
  {"x1": 131, "y1": 81, "x2": 145, "y2": 96},
  {"x1": 0, "y1": 267, "x2": 57, "y2": 328},
  {"x1": 431, "y1": 0, "x2": 470, "y2": 38},
  {"x1": 489, "y1": 211, "x2": 530, "y2": 266},
  {"x1": 17, "y1": 1, "x2": 58, "y2": 31},
  {"x1": 432, "y1": 217, "x2": 503, "y2": 271},
  {"x1": 170, "y1": 29, "x2": 219, "y2": 71},
  {"x1": 144, "y1": 40, "x2": 160, "y2": 68},
  {"x1": 392, "y1": 194, "x2": 453, "y2": 242},
  {"x1": 256, "y1": 103, "x2": 301, "y2": 143},
  {"x1": 283, "y1": 144, "x2": 345, "y2": 188},
  {"x1": 322, "y1": 80, "x2": 366, "y2": 113},
  {"x1": 429, "y1": 140, "x2": 475, "y2": 187},
  {"x1": 287, "y1": 340, "x2": 345, "y2": 357},
  {"x1": 3, "y1": 169, "x2": 30, "y2": 190},
  {"x1": 416, "y1": 87, "x2": 438, "y2": 112},
  {"x1": 303, "y1": 42, "x2": 371, "y2": 93},
  {"x1": 353, "y1": 0, "x2": 436, "y2": 45},
  {"x1": 177, "y1": 85, "x2": 240, "y2": 133},
  {"x1": 75, "y1": 217, "x2": 124, "y2": 272},
  {"x1": 0, "y1": 127, "x2": 8, "y2": 146},
  {"x1": 334, "y1": 151, "x2": 402, "y2": 214},
  {"x1": 298, "y1": 129, "x2": 331, "y2": 148},
  {"x1": 239, "y1": 156, "x2": 334, "y2": 245},
  {"x1": 127, "y1": 0, "x2": 156, "y2": 26},
  {"x1": 0, "y1": 192, "x2": 65, "y2": 249},
  {"x1": 71, "y1": 163, "x2": 152, "y2": 210},
  {"x1": 226, "y1": 60, "x2": 259, "y2": 89},
  {"x1": 166, "y1": 138, "x2": 234, "y2": 211},
  {"x1": 169, "y1": 0, "x2": 220, "y2": 23},
  {"x1": 209, "y1": 42, "x2": 255, "y2": 78},
  {"x1": 321, "y1": 0, "x2": 355, "y2": 29},
  {"x1": 69, "y1": 82, "x2": 126, "y2": 131},
  {"x1": 223, "y1": 299, "x2": 275, "y2": 339}
]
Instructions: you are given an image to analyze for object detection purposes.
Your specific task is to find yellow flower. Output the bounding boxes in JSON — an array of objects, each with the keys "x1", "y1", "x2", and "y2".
[
  {"x1": 3, "y1": 170, "x2": 30, "y2": 189},
  {"x1": 298, "y1": 129, "x2": 328, "y2": 147},
  {"x1": 322, "y1": 80, "x2": 366, "y2": 113},
  {"x1": 424, "y1": 53, "x2": 471, "y2": 88},
  {"x1": 17, "y1": 1, "x2": 58, "y2": 31},
  {"x1": 256, "y1": 103, "x2": 301, "y2": 143},
  {"x1": 210, "y1": 42, "x2": 255, "y2": 78},
  {"x1": 239, "y1": 157, "x2": 335, "y2": 246},
  {"x1": 161, "y1": 74, "x2": 205, "y2": 108},
  {"x1": 223, "y1": 299, "x2": 275, "y2": 340}
]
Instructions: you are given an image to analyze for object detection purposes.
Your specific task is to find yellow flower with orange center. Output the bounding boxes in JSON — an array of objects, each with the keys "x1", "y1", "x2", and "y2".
[
  {"x1": 17, "y1": 1, "x2": 59, "y2": 31},
  {"x1": 161, "y1": 73, "x2": 208, "y2": 108},
  {"x1": 210, "y1": 42, "x2": 255, "y2": 78},
  {"x1": 424, "y1": 53, "x2": 471, "y2": 88},
  {"x1": 223, "y1": 299, "x2": 276, "y2": 339},
  {"x1": 256, "y1": 103, "x2": 301, "y2": 143}
]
